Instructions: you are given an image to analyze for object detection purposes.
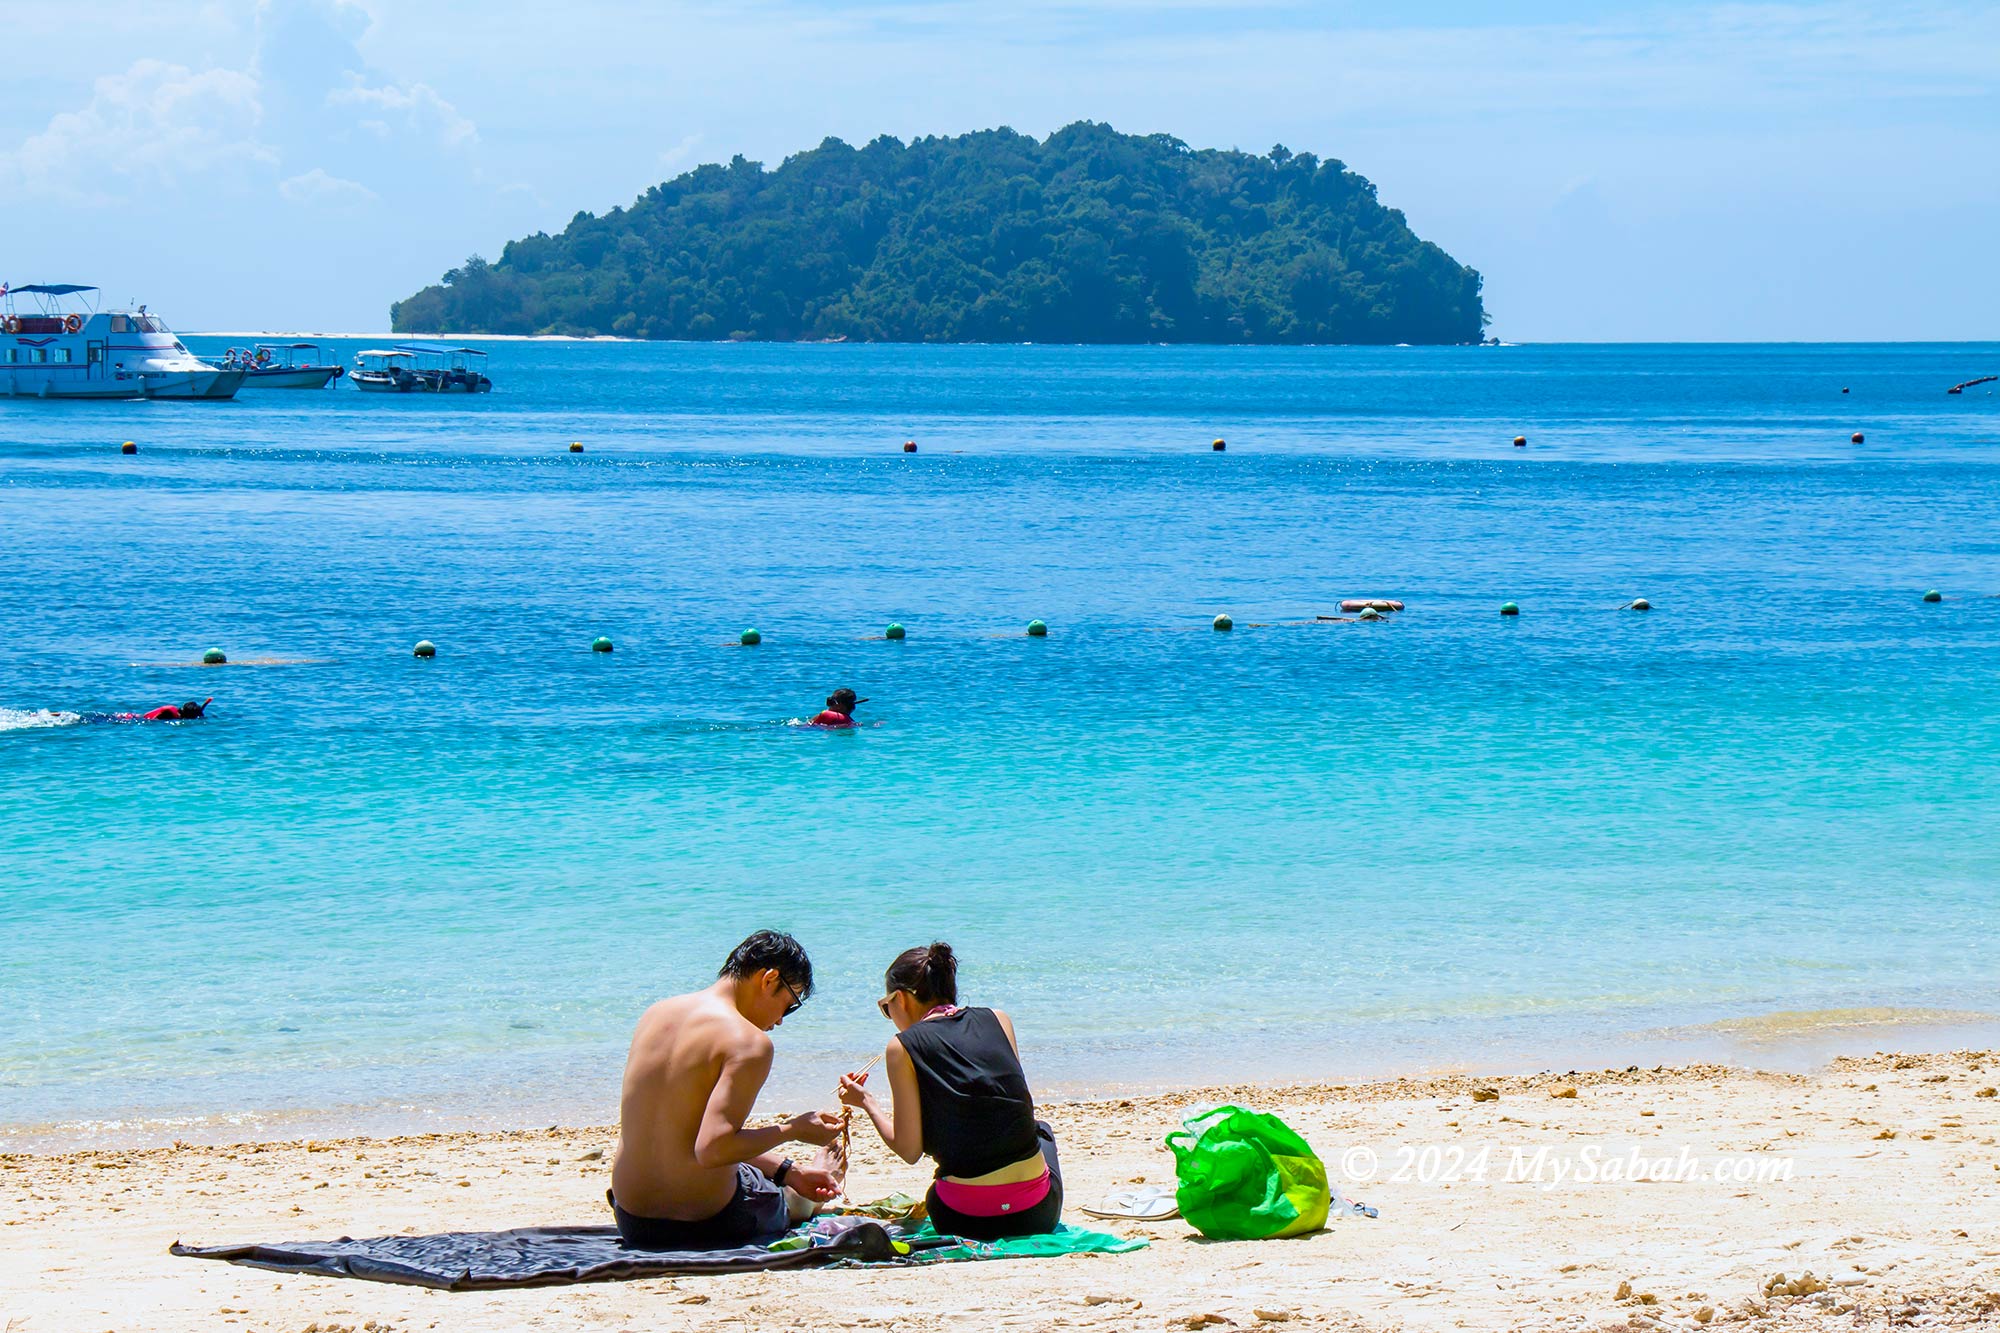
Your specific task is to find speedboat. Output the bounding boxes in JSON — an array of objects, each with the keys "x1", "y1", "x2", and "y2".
[
  {"x1": 351, "y1": 348, "x2": 421, "y2": 392},
  {"x1": 1, "y1": 284, "x2": 244, "y2": 400},
  {"x1": 401, "y1": 343, "x2": 492, "y2": 393},
  {"x1": 225, "y1": 342, "x2": 344, "y2": 389}
]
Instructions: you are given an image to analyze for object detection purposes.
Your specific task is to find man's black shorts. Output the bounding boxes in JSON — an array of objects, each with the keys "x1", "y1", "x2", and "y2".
[{"x1": 607, "y1": 1163, "x2": 788, "y2": 1249}]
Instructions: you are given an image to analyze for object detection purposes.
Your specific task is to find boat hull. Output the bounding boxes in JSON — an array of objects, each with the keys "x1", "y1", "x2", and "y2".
[
  {"x1": 240, "y1": 366, "x2": 340, "y2": 389},
  {"x1": 352, "y1": 372, "x2": 420, "y2": 393},
  {"x1": 2, "y1": 369, "x2": 141, "y2": 399},
  {"x1": 141, "y1": 369, "x2": 246, "y2": 400}
]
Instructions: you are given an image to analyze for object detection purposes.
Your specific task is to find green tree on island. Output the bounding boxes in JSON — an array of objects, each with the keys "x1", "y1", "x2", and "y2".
[{"x1": 393, "y1": 123, "x2": 1487, "y2": 344}]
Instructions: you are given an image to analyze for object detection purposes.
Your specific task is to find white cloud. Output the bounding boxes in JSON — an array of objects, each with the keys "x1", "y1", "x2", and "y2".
[
  {"x1": 658, "y1": 132, "x2": 704, "y2": 170},
  {"x1": 0, "y1": 58, "x2": 272, "y2": 202},
  {"x1": 278, "y1": 166, "x2": 377, "y2": 205},
  {"x1": 327, "y1": 76, "x2": 477, "y2": 148}
]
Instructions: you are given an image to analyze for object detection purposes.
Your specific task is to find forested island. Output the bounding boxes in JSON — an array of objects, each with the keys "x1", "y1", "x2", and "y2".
[{"x1": 392, "y1": 123, "x2": 1486, "y2": 344}]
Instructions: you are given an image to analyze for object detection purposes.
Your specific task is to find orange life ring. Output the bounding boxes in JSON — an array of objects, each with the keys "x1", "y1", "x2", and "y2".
[
  {"x1": 1, "y1": 316, "x2": 19, "y2": 335},
  {"x1": 1338, "y1": 599, "x2": 1404, "y2": 614},
  {"x1": 63, "y1": 314, "x2": 82, "y2": 334}
]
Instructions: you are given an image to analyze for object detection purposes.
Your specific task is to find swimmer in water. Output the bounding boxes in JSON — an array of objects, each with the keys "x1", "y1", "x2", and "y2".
[
  {"x1": 807, "y1": 688, "x2": 866, "y2": 728},
  {"x1": 107, "y1": 697, "x2": 211, "y2": 722}
]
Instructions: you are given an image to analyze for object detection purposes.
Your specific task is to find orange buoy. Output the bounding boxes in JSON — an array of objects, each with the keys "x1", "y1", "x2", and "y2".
[{"x1": 1212, "y1": 438, "x2": 1226, "y2": 451}]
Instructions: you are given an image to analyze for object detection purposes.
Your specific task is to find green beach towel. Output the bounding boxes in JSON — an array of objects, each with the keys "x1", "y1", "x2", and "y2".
[
  {"x1": 1165, "y1": 1104, "x2": 1330, "y2": 1241},
  {"x1": 901, "y1": 1221, "x2": 1148, "y2": 1262}
]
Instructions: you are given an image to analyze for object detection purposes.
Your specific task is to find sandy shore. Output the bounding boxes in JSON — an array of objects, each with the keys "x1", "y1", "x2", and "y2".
[{"x1": 4, "y1": 1050, "x2": 1998, "y2": 1332}]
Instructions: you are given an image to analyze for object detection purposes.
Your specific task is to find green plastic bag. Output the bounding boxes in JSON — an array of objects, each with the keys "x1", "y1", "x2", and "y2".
[{"x1": 1165, "y1": 1104, "x2": 1330, "y2": 1240}]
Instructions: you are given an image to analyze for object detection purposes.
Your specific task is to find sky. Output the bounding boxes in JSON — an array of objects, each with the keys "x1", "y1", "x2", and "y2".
[{"x1": 3, "y1": 1, "x2": 1996, "y2": 340}]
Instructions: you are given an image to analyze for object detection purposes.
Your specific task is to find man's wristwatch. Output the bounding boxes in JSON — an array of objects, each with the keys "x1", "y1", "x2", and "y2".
[{"x1": 773, "y1": 1158, "x2": 794, "y2": 1188}]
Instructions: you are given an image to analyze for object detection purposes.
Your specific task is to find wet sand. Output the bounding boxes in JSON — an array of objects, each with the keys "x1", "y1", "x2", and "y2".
[{"x1": 3, "y1": 1050, "x2": 1998, "y2": 1332}]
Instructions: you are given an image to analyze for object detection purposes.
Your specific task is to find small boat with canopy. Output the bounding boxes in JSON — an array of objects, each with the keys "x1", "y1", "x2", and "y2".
[
  {"x1": 350, "y1": 344, "x2": 492, "y2": 394},
  {"x1": 351, "y1": 348, "x2": 420, "y2": 392},
  {"x1": 400, "y1": 343, "x2": 492, "y2": 393},
  {"x1": 224, "y1": 342, "x2": 344, "y2": 389}
]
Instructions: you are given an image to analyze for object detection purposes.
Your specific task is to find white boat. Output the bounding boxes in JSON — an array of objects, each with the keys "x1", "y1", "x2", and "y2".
[
  {"x1": 225, "y1": 342, "x2": 344, "y2": 389},
  {"x1": 351, "y1": 348, "x2": 421, "y2": 392},
  {"x1": 1, "y1": 284, "x2": 244, "y2": 400}
]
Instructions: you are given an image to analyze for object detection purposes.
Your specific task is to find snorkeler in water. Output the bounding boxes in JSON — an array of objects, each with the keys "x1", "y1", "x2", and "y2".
[
  {"x1": 95, "y1": 697, "x2": 212, "y2": 722},
  {"x1": 142, "y1": 698, "x2": 209, "y2": 721},
  {"x1": 807, "y1": 689, "x2": 866, "y2": 727}
]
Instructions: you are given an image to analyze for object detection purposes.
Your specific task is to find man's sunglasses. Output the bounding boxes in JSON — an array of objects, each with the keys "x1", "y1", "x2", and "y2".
[{"x1": 781, "y1": 980, "x2": 805, "y2": 1017}]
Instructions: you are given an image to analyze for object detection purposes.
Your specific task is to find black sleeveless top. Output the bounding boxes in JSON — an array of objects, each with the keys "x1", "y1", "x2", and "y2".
[{"x1": 895, "y1": 1007, "x2": 1040, "y2": 1179}]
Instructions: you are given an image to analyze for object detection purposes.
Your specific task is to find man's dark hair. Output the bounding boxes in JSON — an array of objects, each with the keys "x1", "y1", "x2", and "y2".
[{"x1": 719, "y1": 930, "x2": 813, "y2": 998}]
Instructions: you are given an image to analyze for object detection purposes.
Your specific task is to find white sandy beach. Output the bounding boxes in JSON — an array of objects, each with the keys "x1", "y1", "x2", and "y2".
[{"x1": 4, "y1": 1050, "x2": 1998, "y2": 1332}]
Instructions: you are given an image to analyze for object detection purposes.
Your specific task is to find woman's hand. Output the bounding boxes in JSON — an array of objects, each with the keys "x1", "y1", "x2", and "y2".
[{"x1": 837, "y1": 1071, "x2": 874, "y2": 1109}]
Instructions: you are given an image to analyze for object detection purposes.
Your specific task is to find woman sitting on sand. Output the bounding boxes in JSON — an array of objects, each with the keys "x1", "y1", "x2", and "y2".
[{"x1": 838, "y1": 942, "x2": 1062, "y2": 1240}]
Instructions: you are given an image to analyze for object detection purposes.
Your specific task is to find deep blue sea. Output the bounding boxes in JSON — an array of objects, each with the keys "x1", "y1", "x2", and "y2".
[{"x1": 4, "y1": 340, "x2": 1999, "y2": 1148}]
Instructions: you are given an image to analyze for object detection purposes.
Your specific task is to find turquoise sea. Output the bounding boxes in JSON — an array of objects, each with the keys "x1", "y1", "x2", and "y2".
[{"x1": 4, "y1": 341, "x2": 1998, "y2": 1149}]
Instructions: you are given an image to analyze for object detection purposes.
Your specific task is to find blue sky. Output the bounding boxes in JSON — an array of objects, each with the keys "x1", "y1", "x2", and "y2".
[{"x1": 4, "y1": 1, "x2": 1995, "y2": 339}]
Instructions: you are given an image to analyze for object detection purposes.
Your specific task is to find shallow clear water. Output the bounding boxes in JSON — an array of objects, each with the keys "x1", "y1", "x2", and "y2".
[{"x1": 4, "y1": 341, "x2": 1999, "y2": 1146}]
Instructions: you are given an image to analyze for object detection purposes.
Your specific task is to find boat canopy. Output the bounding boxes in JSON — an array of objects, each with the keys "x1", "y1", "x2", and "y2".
[
  {"x1": 396, "y1": 342, "x2": 488, "y2": 359},
  {"x1": 9, "y1": 284, "x2": 98, "y2": 296},
  {"x1": 257, "y1": 342, "x2": 322, "y2": 351},
  {"x1": 357, "y1": 348, "x2": 414, "y2": 359}
]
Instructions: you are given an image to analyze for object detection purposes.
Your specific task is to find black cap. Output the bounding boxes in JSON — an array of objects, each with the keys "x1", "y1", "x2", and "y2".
[{"x1": 827, "y1": 688, "x2": 868, "y2": 710}]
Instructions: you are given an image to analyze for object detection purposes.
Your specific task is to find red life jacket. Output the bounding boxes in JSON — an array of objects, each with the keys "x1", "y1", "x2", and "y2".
[
  {"x1": 809, "y1": 710, "x2": 855, "y2": 727},
  {"x1": 142, "y1": 705, "x2": 183, "y2": 721}
]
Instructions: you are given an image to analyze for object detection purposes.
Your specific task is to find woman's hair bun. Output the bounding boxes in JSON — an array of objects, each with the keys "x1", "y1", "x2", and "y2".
[{"x1": 887, "y1": 941, "x2": 959, "y2": 1005}]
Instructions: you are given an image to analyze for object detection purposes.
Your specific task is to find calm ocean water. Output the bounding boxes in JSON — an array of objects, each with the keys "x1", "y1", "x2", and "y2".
[{"x1": 4, "y1": 340, "x2": 1999, "y2": 1148}]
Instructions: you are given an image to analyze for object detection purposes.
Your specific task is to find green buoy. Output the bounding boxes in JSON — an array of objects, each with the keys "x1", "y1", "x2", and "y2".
[
  {"x1": 740, "y1": 628, "x2": 762, "y2": 646},
  {"x1": 1358, "y1": 606, "x2": 1382, "y2": 621},
  {"x1": 1212, "y1": 613, "x2": 1233, "y2": 632},
  {"x1": 413, "y1": 640, "x2": 437, "y2": 659},
  {"x1": 885, "y1": 622, "x2": 906, "y2": 640},
  {"x1": 1630, "y1": 598, "x2": 1652, "y2": 611},
  {"x1": 201, "y1": 647, "x2": 226, "y2": 665},
  {"x1": 591, "y1": 636, "x2": 614, "y2": 653},
  {"x1": 1923, "y1": 589, "x2": 1942, "y2": 603},
  {"x1": 1500, "y1": 602, "x2": 1520, "y2": 617},
  {"x1": 1026, "y1": 619, "x2": 1048, "y2": 637}
]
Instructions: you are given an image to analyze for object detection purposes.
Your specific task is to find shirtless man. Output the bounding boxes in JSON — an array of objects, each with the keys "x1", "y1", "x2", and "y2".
[{"x1": 609, "y1": 931, "x2": 845, "y2": 1249}]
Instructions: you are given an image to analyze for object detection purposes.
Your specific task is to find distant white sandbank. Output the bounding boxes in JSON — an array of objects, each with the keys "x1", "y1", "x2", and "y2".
[{"x1": 187, "y1": 332, "x2": 637, "y2": 342}]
